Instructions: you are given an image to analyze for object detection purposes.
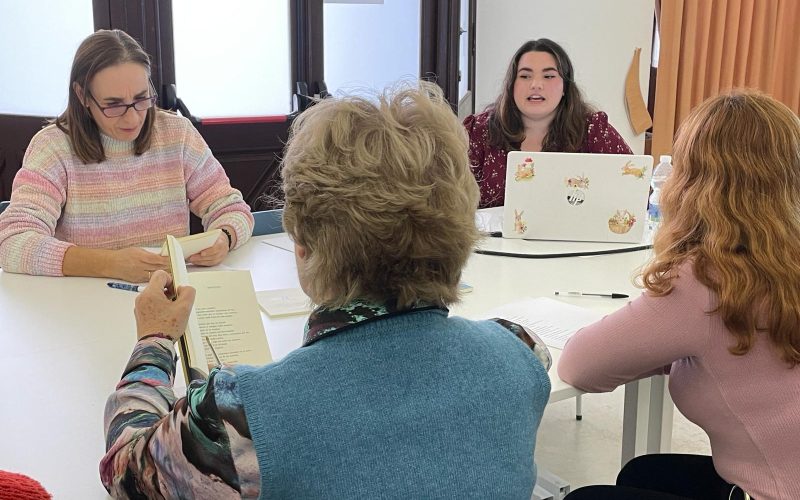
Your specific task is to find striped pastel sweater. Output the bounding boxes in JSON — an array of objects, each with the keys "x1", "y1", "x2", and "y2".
[{"x1": 0, "y1": 111, "x2": 253, "y2": 276}]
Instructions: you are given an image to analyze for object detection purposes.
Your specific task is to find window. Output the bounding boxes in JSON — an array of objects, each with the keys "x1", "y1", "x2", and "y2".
[
  {"x1": 0, "y1": 0, "x2": 93, "y2": 116},
  {"x1": 323, "y1": 0, "x2": 420, "y2": 95},
  {"x1": 172, "y1": 0, "x2": 292, "y2": 117}
]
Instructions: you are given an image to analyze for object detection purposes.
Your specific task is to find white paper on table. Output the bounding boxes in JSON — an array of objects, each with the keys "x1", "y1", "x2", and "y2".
[
  {"x1": 256, "y1": 288, "x2": 313, "y2": 317},
  {"x1": 482, "y1": 297, "x2": 605, "y2": 348}
]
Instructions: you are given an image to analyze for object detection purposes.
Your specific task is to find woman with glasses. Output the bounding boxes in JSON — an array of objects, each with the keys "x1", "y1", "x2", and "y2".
[{"x1": 0, "y1": 29, "x2": 253, "y2": 281}]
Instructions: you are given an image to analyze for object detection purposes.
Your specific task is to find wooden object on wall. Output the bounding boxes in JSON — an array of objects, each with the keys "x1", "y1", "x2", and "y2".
[{"x1": 624, "y1": 47, "x2": 653, "y2": 135}]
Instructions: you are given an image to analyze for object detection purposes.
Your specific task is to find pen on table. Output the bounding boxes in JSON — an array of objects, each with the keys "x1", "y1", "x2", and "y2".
[
  {"x1": 554, "y1": 291, "x2": 629, "y2": 299},
  {"x1": 107, "y1": 282, "x2": 143, "y2": 292}
]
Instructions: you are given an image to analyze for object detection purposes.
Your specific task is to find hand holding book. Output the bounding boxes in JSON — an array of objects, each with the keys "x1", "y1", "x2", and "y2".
[
  {"x1": 134, "y1": 270, "x2": 196, "y2": 341},
  {"x1": 165, "y1": 235, "x2": 272, "y2": 384},
  {"x1": 186, "y1": 229, "x2": 231, "y2": 267},
  {"x1": 161, "y1": 229, "x2": 223, "y2": 265}
]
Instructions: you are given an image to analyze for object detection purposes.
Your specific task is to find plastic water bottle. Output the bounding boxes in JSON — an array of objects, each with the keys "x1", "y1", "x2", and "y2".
[{"x1": 648, "y1": 155, "x2": 672, "y2": 229}]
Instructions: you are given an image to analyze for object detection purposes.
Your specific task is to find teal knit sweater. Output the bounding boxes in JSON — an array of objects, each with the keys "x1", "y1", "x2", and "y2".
[{"x1": 237, "y1": 308, "x2": 551, "y2": 499}]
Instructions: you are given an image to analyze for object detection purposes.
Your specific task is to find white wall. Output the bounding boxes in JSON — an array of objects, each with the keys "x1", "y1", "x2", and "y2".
[{"x1": 475, "y1": 0, "x2": 655, "y2": 154}]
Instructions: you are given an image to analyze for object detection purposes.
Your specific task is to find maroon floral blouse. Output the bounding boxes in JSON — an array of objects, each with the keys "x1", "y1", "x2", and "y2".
[{"x1": 464, "y1": 110, "x2": 633, "y2": 208}]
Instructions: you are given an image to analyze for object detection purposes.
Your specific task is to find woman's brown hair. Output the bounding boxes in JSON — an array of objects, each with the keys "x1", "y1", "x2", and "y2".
[
  {"x1": 487, "y1": 38, "x2": 594, "y2": 152},
  {"x1": 642, "y1": 90, "x2": 800, "y2": 366},
  {"x1": 55, "y1": 29, "x2": 156, "y2": 164}
]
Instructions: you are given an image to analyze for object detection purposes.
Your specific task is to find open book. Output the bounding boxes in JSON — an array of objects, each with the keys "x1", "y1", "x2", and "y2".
[{"x1": 165, "y1": 235, "x2": 272, "y2": 384}]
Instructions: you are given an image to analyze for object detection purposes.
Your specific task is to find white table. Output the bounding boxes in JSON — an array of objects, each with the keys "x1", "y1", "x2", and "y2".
[
  {"x1": 457, "y1": 236, "x2": 674, "y2": 462},
  {"x1": 0, "y1": 234, "x2": 671, "y2": 498}
]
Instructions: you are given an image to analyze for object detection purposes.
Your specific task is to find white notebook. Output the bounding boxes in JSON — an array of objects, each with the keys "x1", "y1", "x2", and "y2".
[{"x1": 503, "y1": 152, "x2": 653, "y2": 243}]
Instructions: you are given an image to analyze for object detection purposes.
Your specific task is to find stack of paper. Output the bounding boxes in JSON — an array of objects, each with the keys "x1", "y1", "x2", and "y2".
[{"x1": 256, "y1": 288, "x2": 313, "y2": 317}]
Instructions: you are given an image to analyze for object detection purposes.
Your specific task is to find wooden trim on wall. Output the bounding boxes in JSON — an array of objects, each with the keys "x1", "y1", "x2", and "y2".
[
  {"x1": 292, "y1": 0, "x2": 325, "y2": 96},
  {"x1": 92, "y1": 0, "x2": 111, "y2": 29},
  {"x1": 420, "y1": 0, "x2": 461, "y2": 109},
  {"x1": 467, "y1": 0, "x2": 476, "y2": 115},
  {"x1": 94, "y1": 0, "x2": 175, "y2": 105}
]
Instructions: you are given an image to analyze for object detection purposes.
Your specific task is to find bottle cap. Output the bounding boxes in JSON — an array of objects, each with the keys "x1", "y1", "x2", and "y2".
[{"x1": 659, "y1": 155, "x2": 672, "y2": 163}]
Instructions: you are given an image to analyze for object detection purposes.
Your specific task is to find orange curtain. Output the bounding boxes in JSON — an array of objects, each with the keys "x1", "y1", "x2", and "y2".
[{"x1": 651, "y1": 0, "x2": 800, "y2": 158}]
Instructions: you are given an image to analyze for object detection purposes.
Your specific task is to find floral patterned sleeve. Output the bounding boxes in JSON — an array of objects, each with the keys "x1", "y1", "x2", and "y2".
[
  {"x1": 463, "y1": 111, "x2": 508, "y2": 208},
  {"x1": 584, "y1": 111, "x2": 633, "y2": 154},
  {"x1": 100, "y1": 337, "x2": 261, "y2": 499}
]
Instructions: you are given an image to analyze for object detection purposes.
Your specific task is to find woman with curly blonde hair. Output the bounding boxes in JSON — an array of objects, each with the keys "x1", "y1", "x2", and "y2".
[
  {"x1": 560, "y1": 91, "x2": 800, "y2": 500},
  {"x1": 101, "y1": 82, "x2": 552, "y2": 498}
]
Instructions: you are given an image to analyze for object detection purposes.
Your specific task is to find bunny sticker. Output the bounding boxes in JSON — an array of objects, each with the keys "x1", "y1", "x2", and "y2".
[
  {"x1": 513, "y1": 209, "x2": 528, "y2": 234},
  {"x1": 621, "y1": 161, "x2": 647, "y2": 178}
]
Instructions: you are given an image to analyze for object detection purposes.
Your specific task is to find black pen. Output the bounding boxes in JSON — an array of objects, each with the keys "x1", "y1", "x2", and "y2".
[
  {"x1": 554, "y1": 291, "x2": 629, "y2": 299},
  {"x1": 107, "y1": 282, "x2": 143, "y2": 292}
]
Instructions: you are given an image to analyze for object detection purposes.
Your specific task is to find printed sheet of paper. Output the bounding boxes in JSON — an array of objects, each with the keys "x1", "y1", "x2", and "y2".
[
  {"x1": 483, "y1": 297, "x2": 605, "y2": 349},
  {"x1": 189, "y1": 270, "x2": 272, "y2": 366},
  {"x1": 256, "y1": 288, "x2": 313, "y2": 317}
]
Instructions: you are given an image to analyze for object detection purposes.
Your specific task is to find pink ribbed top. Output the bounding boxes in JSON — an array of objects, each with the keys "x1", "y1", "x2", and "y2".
[
  {"x1": 558, "y1": 262, "x2": 800, "y2": 500},
  {"x1": 0, "y1": 111, "x2": 253, "y2": 276}
]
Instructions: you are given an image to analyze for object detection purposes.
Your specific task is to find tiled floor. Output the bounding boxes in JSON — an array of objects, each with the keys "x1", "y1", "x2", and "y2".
[{"x1": 535, "y1": 388, "x2": 711, "y2": 490}]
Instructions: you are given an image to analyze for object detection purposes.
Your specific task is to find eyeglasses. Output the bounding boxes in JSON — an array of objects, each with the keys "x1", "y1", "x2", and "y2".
[{"x1": 88, "y1": 93, "x2": 157, "y2": 118}]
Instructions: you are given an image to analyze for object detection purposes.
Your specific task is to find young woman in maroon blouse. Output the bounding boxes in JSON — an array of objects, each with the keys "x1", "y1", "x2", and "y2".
[{"x1": 464, "y1": 38, "x2": 632, "y2": 208}]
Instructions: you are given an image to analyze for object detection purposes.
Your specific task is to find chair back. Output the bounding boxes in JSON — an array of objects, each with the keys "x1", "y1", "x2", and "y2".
[
  {"x1": 252, "y1": 209, "x2": 283, "y2": 236},
  {"x1": 0, "y1": 201, "x2": 9, "y2": 215}
]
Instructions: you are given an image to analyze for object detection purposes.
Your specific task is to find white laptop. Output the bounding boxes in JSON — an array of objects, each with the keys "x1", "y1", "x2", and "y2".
[{"x1": 502, "y1": 152, "x2": 654, "y2": 243}]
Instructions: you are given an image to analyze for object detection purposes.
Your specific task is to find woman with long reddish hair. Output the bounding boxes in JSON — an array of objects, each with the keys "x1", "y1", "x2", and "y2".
[{"x1": 560, "y1": 90, "x2": 800, "y2": 500}]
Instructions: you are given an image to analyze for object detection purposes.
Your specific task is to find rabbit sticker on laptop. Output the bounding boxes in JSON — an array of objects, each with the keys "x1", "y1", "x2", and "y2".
[{"x1": 513, "y1": 209, "x2": 528, "y2": 234}]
